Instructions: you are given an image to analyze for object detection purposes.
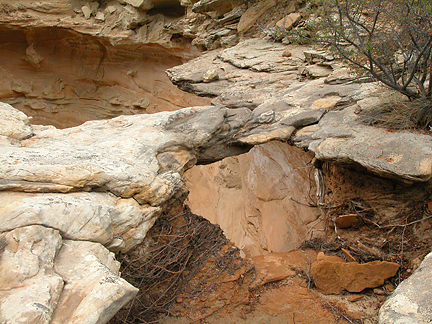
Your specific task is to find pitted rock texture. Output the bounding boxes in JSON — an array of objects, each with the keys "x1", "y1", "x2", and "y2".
[
  {"x1": 0, "y1": 226, "x2": 64, "y2": 324},
  {"x1": 168, "y1": 38, "x2": 432, "y2": 182}
]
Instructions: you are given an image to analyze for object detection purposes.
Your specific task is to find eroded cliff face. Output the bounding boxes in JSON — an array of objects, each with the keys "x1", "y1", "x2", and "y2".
[
  {"x1": 186, "y1": 142, "x2": 323, "y2": 257},
  {"x1": 0, "y1": 27, "x2": 210, "y2": 128}
]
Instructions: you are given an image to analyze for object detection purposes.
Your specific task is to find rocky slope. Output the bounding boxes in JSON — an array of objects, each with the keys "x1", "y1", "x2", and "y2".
[{"x1": 1, "y1": 0, "x2": 432, "y2": 323}]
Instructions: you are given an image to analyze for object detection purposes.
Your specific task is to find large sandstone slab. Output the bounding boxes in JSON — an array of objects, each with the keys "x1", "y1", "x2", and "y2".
[
  {"x1": 295, "y1": 105, "x2": 432, "y2": 182},
  {"x1": 0, "y1": 105, "x2": 220, "y2": 205},
  {"x1": 51, "y1": 240, "x2": 138, "y2": 324},
  {"x1": 185, "y1": 142, "x2": 323, "y2": 256},
  {"x1": 379, "y1": 252, "x2": 432, "y2": 324},
  {"x1": 168, "y1": 39, "x2": 432, "y2": 182},
  {"x1": 0, "y1": 192, "x2": 160, "y2": 252},
  {"x1": 0, "y1": 226, "x2": 64, "y2": 324}
]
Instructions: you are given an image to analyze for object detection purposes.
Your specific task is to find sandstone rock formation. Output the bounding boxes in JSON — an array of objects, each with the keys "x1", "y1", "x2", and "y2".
[
  {"x1": 185, "y1": 142, "x2": 323, "y2": 256},
  {"x1": 379, "y1": 251, "x2": 432, "y2": 324},
  {"x1": 0, "y1": 95, "x2": 328, "y2": 322},
  {"x1": 2, "y1": 34, "x2": 431, "y2": 322},
  {"x1": 168, "y1": 38, "x2": 432, "y2": 182},
  {"x1": 311, "y1": 253, "x2": 400, "y2": 295},
  {"x1": 1, "y1": 0, "x2": 432, "y2": 322}
]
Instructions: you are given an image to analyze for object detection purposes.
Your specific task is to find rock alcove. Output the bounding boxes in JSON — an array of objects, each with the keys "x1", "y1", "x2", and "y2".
[{"x1": 0, "y1": 26, "x2": 210, "y2": 128}]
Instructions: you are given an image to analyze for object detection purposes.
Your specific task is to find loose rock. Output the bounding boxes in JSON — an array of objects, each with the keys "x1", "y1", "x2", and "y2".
[{"x1": 311, "y1": 255, "x2": 400, "y2": 294}]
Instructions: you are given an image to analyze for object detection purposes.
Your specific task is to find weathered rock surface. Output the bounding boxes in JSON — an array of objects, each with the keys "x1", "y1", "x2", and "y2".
[
  {"x1": 0, "y1": 27, "x2": 210, "y2": 129},
  {"x1": 379, "y1": 252, "x2": 432, "y2": 324},
  {"x1": 1, "y1": 2, "x2": 431, "y2": 321},
  {"x1": 168, "y1": 38, "x2": 432, "y2": 182},
  {"x1": 185, "y1": 142, "x2": 323, "y2": 256},
  {"x1": 0, "y1": 97, "x2": 323, "y2": 322},
  {"x1": 237, "y1": 0, "x2": 277, "y2": 33},
  {"x1": 0, "y1": 226, "x2": 64, "y2": 324},
  {"x1": 250, "y1": 250, "x2": 317, "y2": 288},
  {"x1": 0, "y1": 102, "x2": 33, "y2": 140},
  {"x1": 0, "y1": 192, "x2": 160, "y2": 252},
  {"x1": 0, "y1": 224, "x2": 138, "y2": 324},
  {"x1": 311, "y1": 253, "x2": 400, "y2": 294},
  {"x1": 51, "y1": 240, "x2": 138, "y2": 324}
]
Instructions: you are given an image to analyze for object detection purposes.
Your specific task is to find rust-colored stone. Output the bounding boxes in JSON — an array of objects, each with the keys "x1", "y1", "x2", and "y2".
[
  {"x1": 335, "y1": 214, "x2": 359, "y2": 228},
  {"x1": 250, "y1": 250, "x2": 317, "y2": 288},
  {"x1": 311, "y1": 259, "x2": 400, "y2": 294}
]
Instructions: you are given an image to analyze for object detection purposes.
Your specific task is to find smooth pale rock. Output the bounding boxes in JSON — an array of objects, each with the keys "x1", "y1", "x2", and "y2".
[
  {"x1": 275, "y1": 12, "x2": 302, "y2": 30},
  {"x1": 51, "y1": 240, "x2": 138, "y2": 324},
  {"x1": 203, "y1": 69, "x2": 219, "y2": 83},
  {"x1": 0, "y1": 225, "x2": 64, "y2": 324},
  {"x1": 0, "y1": 102, "x2": 33, "y2": 140},
  {"x1": 237, "y1": 126, "x2": 295, "y2": 145},
  {"x1": 379, "y1": 252, "x2": 432, "y2": 324},
  {"x1": 218, "y1": 38, "x2": 291, "y2": 73},
  {"x1": 81, "y1": 5, "x2": 92, "y2": 19},
  {"x1": 280, "y1": 109, "x2": 326, "y2": 128},
  {"x1": 0, "y1": 192, "x2": 160, "y2": 252},
  {"x1": 237, "y1": 0, "x2": 277, "y2": 33},
  {"x1": 311, "y1": 258, "x2": 400, "y2": 294},
  {"x1": 305, "y1": 64, "x2": 333, "y2": 78},
  {"x1": 95, "y1": 11, "x2": 105, "y2": 21},
  {"x1": 119, "y1": 0, "x2": 154, "y2": 10}
]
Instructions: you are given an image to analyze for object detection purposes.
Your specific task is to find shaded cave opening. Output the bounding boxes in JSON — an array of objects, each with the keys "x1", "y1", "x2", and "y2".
[{"x1": 0, "y1": 26, "x2": 210, "y2": 129}]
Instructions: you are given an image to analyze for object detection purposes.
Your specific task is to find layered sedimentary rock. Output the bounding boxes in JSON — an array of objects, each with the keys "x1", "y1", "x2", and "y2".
[
  {"x1": 168, "y1": 38, "x2": 432, "y2": 182},
  {"x1": 0, "y1": 97, "x2": 320, "y2": 323},
  {"x1": 1, "y1": 0, "x2": 432, "y2": 320}
]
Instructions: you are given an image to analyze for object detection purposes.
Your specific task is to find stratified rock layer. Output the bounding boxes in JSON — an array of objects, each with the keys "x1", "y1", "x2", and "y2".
[
  {"x1": 168, "y1": 38, "x2": 432, "y2": 182},
  {"x1": 1, "y1": 28, "x2": 432, "y2": 324},
  {"x1": 0, "y1": 97, "x2": 318, "y2": 323}
]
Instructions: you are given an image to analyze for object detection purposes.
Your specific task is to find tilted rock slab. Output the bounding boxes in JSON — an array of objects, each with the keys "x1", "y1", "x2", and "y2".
[{"x1": 379, "y1": 252, "x2": 432, "y2": 324}]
